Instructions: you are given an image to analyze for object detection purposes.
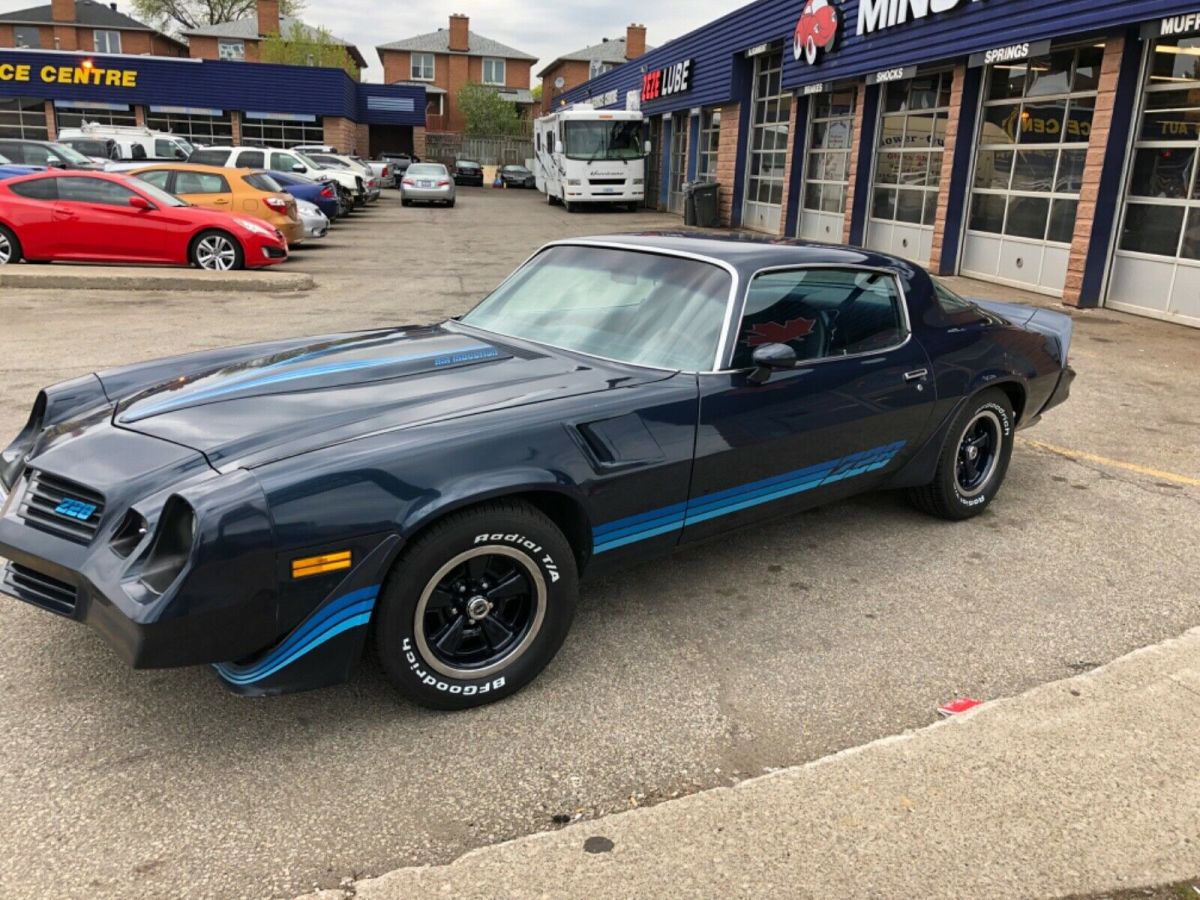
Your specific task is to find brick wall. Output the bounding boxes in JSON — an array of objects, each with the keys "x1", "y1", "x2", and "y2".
[
  {"x1": 714, "y1": 102, "x2": 741, "y2": 226},
  {"x1": 187, "y1": 35, "x2": 261, "y2": 61},
  {"x1": 776, "y1": 96, "x2": 801, "y2": 236},
  {"x1": 541, "y1": 59, "x2": 590, "y2": 111},
  {"x1": 322, "y1": 116, "x2": 357, "y2": 153},
  {"x1": 1063, "y1": 34, "x2": 1124, "y2": 307},
  {"x1": 412, "y1": 126, "x2": 426, "y2": 159},
  {"x1": 929, "y1": 63, "x2": 967, "y2": 272},
  {"x1": 43, "y1": 100, "x2": 55, "y2": 139},
  {"x1": 231, "y1": 111, "x2": 242, "y2": 144},
  {"x1": 841, "y1": 86, "x2": 870, "y2": 246},
  {"x1": 355, "y1": 123, "x2": 370, "y2": 157}
]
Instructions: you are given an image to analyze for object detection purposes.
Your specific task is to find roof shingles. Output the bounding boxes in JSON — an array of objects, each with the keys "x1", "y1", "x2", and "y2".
[{"x1": 377, "y1": 28, "x2": 536, "y2": 62}]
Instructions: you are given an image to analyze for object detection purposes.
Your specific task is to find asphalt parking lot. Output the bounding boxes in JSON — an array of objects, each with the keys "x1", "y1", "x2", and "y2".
[{"x1": 1, "y1": 187, "x2": 1198, "y2": 900}]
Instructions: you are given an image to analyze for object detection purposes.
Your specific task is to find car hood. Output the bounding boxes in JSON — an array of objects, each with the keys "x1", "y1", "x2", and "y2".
[{"x1": 108, "y1": 325, "x2": 672, "y2": 472}]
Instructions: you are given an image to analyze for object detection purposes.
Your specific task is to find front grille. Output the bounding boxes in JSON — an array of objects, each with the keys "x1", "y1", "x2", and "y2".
[
  {"x1": 589, "y1": 178, "x2": 625, "y2": 186},
  {"x1": 18, "y1": 470, "x2": 105, "y2": 544},
  {"x1": 3, "y1": 562, "x2": 77, "y2": 616}
]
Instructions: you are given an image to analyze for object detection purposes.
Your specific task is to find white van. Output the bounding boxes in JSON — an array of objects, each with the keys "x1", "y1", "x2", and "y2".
[
  {"x1": 534, "y1": 104, "x2": 647, "y2": 212},
  {"x1": 56, "y1": 123, "x2": 194, "y2": 164}
]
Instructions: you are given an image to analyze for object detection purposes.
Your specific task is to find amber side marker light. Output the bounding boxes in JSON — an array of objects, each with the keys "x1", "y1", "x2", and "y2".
[{"x1": 292, "y1": 550, "x2": 352, "y2": 579}]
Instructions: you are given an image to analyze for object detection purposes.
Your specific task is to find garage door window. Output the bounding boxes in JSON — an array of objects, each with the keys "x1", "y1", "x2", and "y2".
[
  {"x1": 803, "y1": 87, "x2": 856, "y2": 215},
  {"x1": 145, "y1": 110, "x2": 234, "y2": 145},
  {"x1": 872, "y1": 72, "x2": 950, "y2": 227},
  {"x1": 240, "y1": 115, "x2": 324, "y2": 149},
  {"x1": 0, "y1": 97, "x2": 49, "y2": 140}
]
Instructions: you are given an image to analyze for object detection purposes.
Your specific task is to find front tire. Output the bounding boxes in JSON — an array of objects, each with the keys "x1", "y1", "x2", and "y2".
[
  {"x1": 375, "y1": 500, "x2": 578, "y2": 709},
  {"x1": 909, "y1": 389, "x2": 1015, "y2": 520},
  {"x1": 190, "y1": 230, "x2": 243, "y2": 271},
  {"x1": 0, "y1": 224, "x2": 22, "y2": 265}
]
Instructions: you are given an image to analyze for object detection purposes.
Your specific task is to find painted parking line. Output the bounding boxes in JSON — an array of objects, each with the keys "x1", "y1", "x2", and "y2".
[{"x1": 1018, "y1": 438, "x2": 1200, "y2": 488}]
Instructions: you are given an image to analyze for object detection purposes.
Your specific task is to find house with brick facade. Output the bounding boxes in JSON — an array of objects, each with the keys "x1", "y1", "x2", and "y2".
[
  {"x1": 537, "y1": 25, "x2": 649, "y2": 114},
  {"x1": 182, "y1": 0, "x2": 366, "y2": 78},
  {"x1": 377, "y1": 14, "x2": 536, "y2": 135},
  {"x1": 0, "y1": 0, "x2": 186, "y2": 56}
]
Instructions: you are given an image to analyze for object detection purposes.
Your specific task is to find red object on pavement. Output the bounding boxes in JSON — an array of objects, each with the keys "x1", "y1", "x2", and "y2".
[{"x1": 937, "y1": 697, "x2": 983, "y2": 717}]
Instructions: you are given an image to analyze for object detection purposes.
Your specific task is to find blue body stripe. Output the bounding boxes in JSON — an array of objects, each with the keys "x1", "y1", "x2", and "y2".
[
  {"x1": 592, "y1": 441, "x2": 906, "y2": 553},
  {"x1": 213, "y1": 585, "x2": 379, "y2": 685}
]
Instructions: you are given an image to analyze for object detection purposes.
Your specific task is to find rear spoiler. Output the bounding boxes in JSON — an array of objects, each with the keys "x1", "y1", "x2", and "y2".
[{"x1": 971, "y1": 299, "x2": 1073, "y2": 367}]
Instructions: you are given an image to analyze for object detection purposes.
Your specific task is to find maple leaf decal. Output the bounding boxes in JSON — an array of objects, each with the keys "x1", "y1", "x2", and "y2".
[{"x1": 744, "y1": 317, "x2": 816, "y2": 346}]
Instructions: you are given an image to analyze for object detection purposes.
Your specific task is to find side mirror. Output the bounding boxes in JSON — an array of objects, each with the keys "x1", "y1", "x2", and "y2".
[
  {"x1": 292, "y1": 163, "x2": 306, "y2": 173},
  {"x1": 48, "y1": 160, "x2": 67, "y2": 169},
  {"x1": 128, "y1": 195, "x2": 155, "y2": 211},
  {"x1": 174, "y1": 148, "x2": 187, "y2": 160},
  {"x1": 747, "y1": 342, "x2": 797, "y2": 385},
  {"x1": 644, "y1": 140, "x2": 652, "y2": 155}
]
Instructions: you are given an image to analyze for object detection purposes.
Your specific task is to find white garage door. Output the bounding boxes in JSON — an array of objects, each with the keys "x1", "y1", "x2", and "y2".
[{"x1": 797, "y1": 86, "x2": 856, "y2": 244}]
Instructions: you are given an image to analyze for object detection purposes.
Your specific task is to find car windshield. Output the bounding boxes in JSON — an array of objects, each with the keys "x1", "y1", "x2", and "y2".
[
  {"x1": 175, "y1": 138, "x2": 196, "y2": 156},
  {"x1": 505, "y1": 166, "x2": 530, "y2": 174},
  {"x1": 461, "y1": 246, "x2": 731, "y2": 371},
  {"x1": 292, "y1": 151, "x2": 326, "y2": 170},
  {"x1": 134, "y1": 179, "x2": 188, "y2": 207},
  {"x1": 0, "y1": 153, "x2": 10, "y2": 164},
  {"x1": 564, "y1": 121, "x2": 645, "y2": 160},
  {"x1": 245, "y1": 172, "x2": 284, "y2": 191},
  {"x1": 53, "y1": 143, "x2": 93, "y2": 164},
  {"x1": 408, "y1": 164, "x2": 445, "y2": 176}
]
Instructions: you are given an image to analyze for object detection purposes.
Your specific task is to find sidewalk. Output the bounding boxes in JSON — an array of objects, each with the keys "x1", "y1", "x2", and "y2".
[
  {"x1": 306, "y1": 627, "x2": 1200, "y2": 900},
  {"x1": 0, "y1": 265, "x2": 312, "y2": 293}
]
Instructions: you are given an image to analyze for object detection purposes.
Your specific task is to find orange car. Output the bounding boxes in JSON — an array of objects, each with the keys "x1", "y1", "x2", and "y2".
[{"x1": 128, "y1": 163, "x2": 305, "y2": 247}]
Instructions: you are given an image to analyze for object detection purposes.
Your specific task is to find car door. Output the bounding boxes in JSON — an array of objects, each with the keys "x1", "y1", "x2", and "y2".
[
  {"x1": 681, "y1": 266, "x2": 936, "y2": 544},
  {"x1": 54, "y1": 176, "x2": 164, "y2": 261},
  {"x1": 4, "y1": 176, "x2": 60, "y2": 257},
  {"x1": 173, "y1": 170, "x2": 235, "y2": 213},
  {"x1": 269, "y1": 151, "x2": 307, "y2": 176}
]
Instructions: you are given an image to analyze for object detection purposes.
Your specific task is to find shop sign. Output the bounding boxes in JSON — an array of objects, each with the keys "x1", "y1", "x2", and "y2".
[
  {"x1": 968, "y1": 39, "x2": 1050, "y2": 68},
  {"x1": 625, "y1": 89, "x2": 641, "y2": 111},
  {"x1": 641, "y1": 59, "x2": 693, "y2": 102},
  {"x1": 857, "y1": 0, "x2": 990, "y2": 37},
  {"x1": 866, "y1": 65, "x2": 916, "y2": 84},
  {"x1": 794, "y1": 0, "x2": 841, "y2": 66},
  {"x1": 745, "y1": 42, "x2": 771, "y2": 58},
  {"x1": 802, "y1": 82, "x2": 829, "y2": 95},
  {"x1": 0, "y1": 60, "x2": 138, "y2": 87},
  {"x1": 1142, "y1": 14, "x2": 1200, "y2": 39},
  {"x1": 596, "y1": 88, "x2": 619, "y2": 106}
]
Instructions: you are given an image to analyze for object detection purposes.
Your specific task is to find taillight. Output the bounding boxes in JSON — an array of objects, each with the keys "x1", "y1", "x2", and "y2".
[
  {"x1": 320, "y1": 186, "x2": 334, "y2": 199},
  {"x1": 264, "y1": 196, "x2": 288, "y2": 212},
  {"x1": 402, "y1": 178, "x2": 415, "y2": 187},
  {"x1": 437, "y1": 179, "x2": 450, "y2": 187},
  {"x1": 382, "y1": 166, "x2": 390, "y2": 177}
]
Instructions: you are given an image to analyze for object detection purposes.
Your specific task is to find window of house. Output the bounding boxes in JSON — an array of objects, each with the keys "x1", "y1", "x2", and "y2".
[
  {"x1": 411, "y1": 53, "x2": 435, "y2": 81},
  {"x1": 13, "y1": 26, "x2": 40, "y2": 49},
  {"x1": 734, "y1": 268, "x2": 907, "y2": 367},
  {"x1": 588, "y1": 59, "x2": 613, "y2": 79},
  {"x1": 483, "y1": 58, "x2": 506, "y2": 85},
  {"x1": 93, "y1": 30, "x2": 122, "y2": 54},
  {"x1": 426, "y1": 94, "x2": 444, "y2": 117},
  {"x1": 218, "y1": 39, "x2": 245, "y2": 60}
]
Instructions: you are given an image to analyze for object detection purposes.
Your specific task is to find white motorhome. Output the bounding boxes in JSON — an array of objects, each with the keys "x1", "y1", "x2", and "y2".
[
  {"x1": 55, "y1": 123, "x2": 194, "y2": 164},
  {"x1": 533, "y1": 104, "x2": 647, "y2": 212}
]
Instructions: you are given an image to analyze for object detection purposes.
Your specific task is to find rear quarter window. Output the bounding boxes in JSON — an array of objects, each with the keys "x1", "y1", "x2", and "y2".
[
  {"x1": 188, "y1": 149, "x2": 229, "y2": 166},
  {"x1": 8, "y1": 178, "x2": 57, "y2": 200}
]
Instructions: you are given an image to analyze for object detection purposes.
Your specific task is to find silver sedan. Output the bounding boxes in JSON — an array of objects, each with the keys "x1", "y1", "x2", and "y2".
[
  {"x1": 401, "y1": 163, "x2": 456, "y2": 208},
  {"x1": 295, "y1": 198, "x2": 329, "y2": 239}
]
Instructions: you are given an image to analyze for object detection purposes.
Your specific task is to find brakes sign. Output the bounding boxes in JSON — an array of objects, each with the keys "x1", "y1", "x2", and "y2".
[{"x1": 641, "y1": 59, "x2": 693, "y2": 102}]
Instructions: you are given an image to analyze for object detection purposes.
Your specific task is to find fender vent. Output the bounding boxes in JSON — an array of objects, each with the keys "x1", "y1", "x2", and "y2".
[
  {"x1": 18, "y1": 470, "x2": 106, "y2": 545},
  {"x1": 3, "y1": 562, "x2": 77, "y2": 616}
]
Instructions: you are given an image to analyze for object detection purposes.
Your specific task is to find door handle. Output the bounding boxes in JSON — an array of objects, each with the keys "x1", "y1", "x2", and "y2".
[{"x1": 903, "y1": 368, "x2": 929, "y2": 382}]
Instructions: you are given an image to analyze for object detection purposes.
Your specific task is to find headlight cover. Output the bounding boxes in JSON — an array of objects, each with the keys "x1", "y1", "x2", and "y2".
[
  {"x1": 139, "y1": 496, "x2": 196, "y2": 595},
  {"x1": 234, "y1": 218, "x2": 275, "y2": 238}
]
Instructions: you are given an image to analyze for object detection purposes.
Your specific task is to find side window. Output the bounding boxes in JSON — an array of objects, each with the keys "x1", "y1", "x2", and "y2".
[
  {"x1": 131, "y1": 144, "x2": 147, "y2": 160},
  {"x1": 536, "y1": 132, "x2": 541, "y2": 152},
  {"x1": 22, "y1": 144, "x2": 52, "y2": 166},
  {"x1": 187, "y1": 149, "x2": 228, "y2": 166},
  {"x1": 547, "y1": 132, "x2": 555, "y2": 154},
  {"x1": 9, "y1": 178, "x2": 58, "y2": 200},
  {"x1": 175, "y1": 171, "x2": 229, "y2": 194},
  {"x1": 236, "y1": 150, "x2": 265, "y2": 168},
  {"x1": 134, "y1": 170, "x2": 172, "y2": 191},
  {"x1": 154, "y1": 139, "x2": 178, "y2": 157},
  {"x1": 929, "y1": 280, "x2": 985, "y2": 326},
  {"x1": 271, "y1": 152, "x2": 299, "y2": 171},
  {"x1": 58, "y1": 177, "x2": 136, "y2": 206},
  {"x1": 735, "y1": 268, "x2": 907, "y2": 368}
]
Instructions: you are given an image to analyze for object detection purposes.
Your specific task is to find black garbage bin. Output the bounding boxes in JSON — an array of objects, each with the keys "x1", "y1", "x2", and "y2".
[
  {"x1": 691, "y1": 181, "x2": 720, "y2": 227},
  {"x1": 683, "y1": 182, "x2": 698, "y2": 226}
]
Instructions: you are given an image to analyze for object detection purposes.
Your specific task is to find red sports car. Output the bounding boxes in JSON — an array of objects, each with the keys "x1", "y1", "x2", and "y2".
[
  {"x1": 795, "y1": 0, "x2": 839, "y2": 65},
  {"x1": 0, "y1": 170, "x2": 288, "y2": 270}
]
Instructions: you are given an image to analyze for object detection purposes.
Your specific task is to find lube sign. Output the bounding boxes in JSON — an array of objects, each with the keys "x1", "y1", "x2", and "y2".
[
  {"x1": 857, "y1": 0, "x2": 986, "y2": 35},
  {"x1": 640, "y1": 59, "x2": 693, "y2": 102}
]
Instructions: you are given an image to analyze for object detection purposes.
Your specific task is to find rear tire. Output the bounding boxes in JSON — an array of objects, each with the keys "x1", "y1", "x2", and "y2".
[
  {"x1": 190, "y1": 230, "x2": 243, "y2": 271},
  {"x1": 402, "y1": 198, "x2": 412, "y2": 207},
  {"x1": 0, "y1": 224, "x2": 21, "y2": 265},
  {"x1": 447, "y1": 199, "x2": 456, "y2": 208},
  {"x1": 909, "y1": 389, "x2": 1015, "y2": 520},
  {"x1": 375, "y1": 500, "x2": 578, "y2": 710}
]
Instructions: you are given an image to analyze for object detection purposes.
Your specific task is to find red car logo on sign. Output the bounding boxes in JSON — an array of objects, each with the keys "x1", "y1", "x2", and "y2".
[{"x1": 794, "y1": 0, "x2": 839, "y2": 65}]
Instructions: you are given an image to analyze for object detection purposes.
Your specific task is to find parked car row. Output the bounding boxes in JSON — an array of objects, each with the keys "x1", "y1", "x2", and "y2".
[{"x1": 0, "y1": 143, "x2": 383, "y2": 269}]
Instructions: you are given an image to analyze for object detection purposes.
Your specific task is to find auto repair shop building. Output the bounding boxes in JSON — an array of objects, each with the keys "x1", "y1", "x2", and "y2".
[
  {"x1": 0, "y1": 48, "x2": 426, "y2": 158},
  {"x1": 560, "y1": 0, "x2": 1200, "y2": 326}
]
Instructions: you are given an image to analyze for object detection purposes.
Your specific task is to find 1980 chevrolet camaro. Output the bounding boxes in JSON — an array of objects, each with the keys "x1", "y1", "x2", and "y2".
[{"x1": 0, "y1": 234, "x2": 1074, "y2": 708}]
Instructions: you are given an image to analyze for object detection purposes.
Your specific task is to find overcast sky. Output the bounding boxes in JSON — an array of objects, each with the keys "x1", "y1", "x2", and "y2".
[{"x1": 300, "y1": 0, "x2": 741, "y2": 83}]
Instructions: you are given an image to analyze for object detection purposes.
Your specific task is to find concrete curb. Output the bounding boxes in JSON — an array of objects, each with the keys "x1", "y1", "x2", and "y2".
[
  {"x1": 302, "y1": 626, "x2": 1200, "y2": 900},
  {"x1": 0, "y1": 266, "x2": 313, "y2": 293}
]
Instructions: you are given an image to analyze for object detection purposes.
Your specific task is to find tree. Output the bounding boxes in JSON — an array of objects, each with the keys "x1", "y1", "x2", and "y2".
[
  {"x1": 259, "y1": 22, "x2": 358, "y2": 76},
  {"x1": 130, "y1": 0, "x2": 303, "y2": 35},
  {"x1": 457, "y1": 82, "x2": 524, "y2": 137}
]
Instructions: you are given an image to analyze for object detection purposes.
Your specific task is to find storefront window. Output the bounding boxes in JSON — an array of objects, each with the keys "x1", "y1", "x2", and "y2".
[
  {"x1": 240, "y1": 115, "x2": 324, "y2": 148},
  {"x1": 697, "y1": 108, "x2": 721, "y2": 183},
  {"x1": 54, "y1": 103, "x2": 136, "y2": 131},
  {"x1": 145, "y1": 109, "x2": 234, "y2": 145},
  {"x1": 1112, "y1": 35, "x2": 1200, "y2": 262},
  {"x1": 966, "y1": 44, "x2": 1099, "y2": 243},
  {"x1": 870, "y1": 71, "x2": 951, "y2": 228},
  {"x1": 802, "y1": 86, "x2": 855, "y2": 216},
  {"x1": 0, "y1": 97, "x2": 49, "y2": 140}
]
